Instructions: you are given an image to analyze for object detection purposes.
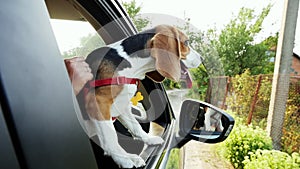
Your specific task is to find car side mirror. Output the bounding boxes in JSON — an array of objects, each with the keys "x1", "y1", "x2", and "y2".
[{"x1": 176, "y1": 99, "x2": 234, "y2": 147}]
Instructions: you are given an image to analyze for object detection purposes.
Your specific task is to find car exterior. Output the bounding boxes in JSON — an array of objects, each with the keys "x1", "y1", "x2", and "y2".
[{"x1": 0, "y1": 1, "x2": 234, "y2": 169}]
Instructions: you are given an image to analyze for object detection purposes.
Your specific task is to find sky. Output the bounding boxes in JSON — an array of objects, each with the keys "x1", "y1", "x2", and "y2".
[
  {"x1": 51, "y1": 0, "x2": 300, "y2": 54},
  {"x1": 121, "y1": 0, "x2": 300, "y2": 54}
]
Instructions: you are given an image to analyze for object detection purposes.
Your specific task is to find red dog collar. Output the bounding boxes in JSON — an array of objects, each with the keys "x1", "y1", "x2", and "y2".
[
  {"x1": 89, "y1": 76, "x2": 139, "y2": 88},
  {"x1": 83, "y1": 76, "x2": 139, "y2": 121},
  {"x1": 83, "y1": 76, "x2": 139, "y2": 106},
  {"x1": 84, "y1": 77, "x2": 139, "y2": 95}
]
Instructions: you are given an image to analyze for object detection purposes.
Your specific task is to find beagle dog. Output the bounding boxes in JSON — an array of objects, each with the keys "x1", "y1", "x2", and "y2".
[{"x1": 81, "y1": 25, "x2": 202, "y2": 168}]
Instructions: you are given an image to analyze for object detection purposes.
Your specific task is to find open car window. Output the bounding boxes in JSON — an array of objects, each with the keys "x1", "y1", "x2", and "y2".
[
  {"x1": 48, "y1": 3, "x2": 171, "y2": 136},
  {"x1": 46, "y1": 1, "x2": 173, "y2": 164},
  {"x1": 50, "y1": 19, "x2": 105, "y2": 58}
]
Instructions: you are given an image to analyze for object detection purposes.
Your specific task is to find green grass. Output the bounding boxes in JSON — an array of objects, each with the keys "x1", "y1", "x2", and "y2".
[{"x1": 166, "y1": 148, "x2": 180, "y2": 169}]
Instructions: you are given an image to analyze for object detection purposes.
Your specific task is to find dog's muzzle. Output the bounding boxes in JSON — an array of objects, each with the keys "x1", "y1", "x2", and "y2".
[
  {"x1": 180, "y1": 48, "x2": 203, "y2": 88},
  {"x1": 181, "y1": 48, "x2": 203, "y2": 68}
]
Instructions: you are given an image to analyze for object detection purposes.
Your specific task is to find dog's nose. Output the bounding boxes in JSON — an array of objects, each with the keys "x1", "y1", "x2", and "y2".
[{"x1": 182, "y1": 49, "x2": 203, "y2": 68}]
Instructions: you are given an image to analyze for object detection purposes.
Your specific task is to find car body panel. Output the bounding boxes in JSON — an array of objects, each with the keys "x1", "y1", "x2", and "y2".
[
  {"x1": 0, "y1": 106, "x2": 21, "y2": 169},
  {"x1": 0, "y1": 0, "x2": 98, "y2": 169}
]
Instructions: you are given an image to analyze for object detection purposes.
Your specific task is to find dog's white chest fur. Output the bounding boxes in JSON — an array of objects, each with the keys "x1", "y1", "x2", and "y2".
[
  {"x1": 109, "y1": 41, "x2": 156, "y2": 79},
  {"x1": 111, "y1": 84, "x2": 137, "y2": 117},
  {"x1": 107, "y1": 41, "x2": 156, "y2": 117}
]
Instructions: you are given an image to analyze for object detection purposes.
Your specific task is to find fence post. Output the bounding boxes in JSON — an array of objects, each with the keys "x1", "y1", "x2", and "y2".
[
  {"x1": 221, "y1": 77, "x2": 230, "y2": 109},
  {"x1": 205, "y1": 78, "x2": 213, "y2": 103},
  {"x1": 247, "y1": 75, "x2": 262, "y2": 125},
  {"x1": 267, "y1": 0, "x2": 299, "y2": 150}
]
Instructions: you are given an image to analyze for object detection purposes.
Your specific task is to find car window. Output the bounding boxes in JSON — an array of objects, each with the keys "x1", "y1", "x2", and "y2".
[
  {"x1": 48, "y1": 12, "x2": 170, "y2": 141},
  {"x1": 50, "y1": 19, "x2": 105, "y2": 58}
]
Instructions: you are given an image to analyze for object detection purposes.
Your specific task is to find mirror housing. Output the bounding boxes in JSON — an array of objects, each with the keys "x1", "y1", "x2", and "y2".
[{"x1": 176, "y1": 99, "x2": 234, "y2": 148}]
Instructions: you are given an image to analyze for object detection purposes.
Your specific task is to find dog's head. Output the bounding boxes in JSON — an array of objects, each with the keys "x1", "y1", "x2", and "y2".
[{"x1": 145, "y1": 25, "x2": 203, "y2": 87}]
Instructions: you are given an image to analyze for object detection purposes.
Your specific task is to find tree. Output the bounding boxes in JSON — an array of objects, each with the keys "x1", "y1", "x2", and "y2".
[
  {"x1": 183, "y1": 5, "x2": 278, "y2": 102},
  {"x1": 62, "y1": 0, "x2": 149, "y2": 58},
  {"x1": 181, "y1": 21, "x2": 224, "y2": 100},
  {"x1": 122, "y1": 0, "x2": 150, "y2": 31},
  {"x1": 62, "y1": 33, "x2": 105, "y2": 58},
  {"x1": 214, "y1": 5, "x2": 275, "y2": 76}
]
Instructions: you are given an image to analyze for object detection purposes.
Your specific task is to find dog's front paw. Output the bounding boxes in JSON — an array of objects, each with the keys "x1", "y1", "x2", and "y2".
[
  {"x1": 142, "y1": 135, "x2": 164, "y2": 145},
  {"x1": 112, "y1": 156, "x2": 134, "y2": 169},
  {"x1": 111, "y1": 153, "x2": 145, "y2": 168},
  {"x1": 128, "y1": 154, "x2": 146, "y2": 168}
]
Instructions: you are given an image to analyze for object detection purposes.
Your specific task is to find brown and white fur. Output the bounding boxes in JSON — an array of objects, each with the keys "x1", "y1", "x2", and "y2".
[{"x1": 80, "y1": 25, "x2": 202, "y2": 168}]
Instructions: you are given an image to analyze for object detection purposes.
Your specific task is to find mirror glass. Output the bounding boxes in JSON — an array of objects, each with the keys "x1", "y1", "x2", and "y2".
[
  {"x1": 190, "y1": 106, "x2": 227, "y2": 139},
  {"x1": 179, "y1": 99, "x2": 234, "y2": 142}
]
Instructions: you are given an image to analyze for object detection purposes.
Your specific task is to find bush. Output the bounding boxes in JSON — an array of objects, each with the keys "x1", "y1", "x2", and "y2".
[
  {"x1": 282, "y1": 105, "x2": 300, "y2": 154},
  {"x1": 227, "y1": 69, "x2": 257, "y2": 115},
  {"x1": 243, "y1": 150, "x2": 300, "y2": 169},
  {"x1": 227, "y1": 70, "x2": 272, "y2": 124},
  {"x1": 163, "y1": 79, "x2": 181, "y2": 90},
  {"x1": 219, "y1": 124, "x2": 273, "y2": 169},
  {"x1": 282, "y1": 81, "x2": 300, "y2": 154},
  {"x1": 187, "y1": 65, "x2": 209, "y2": 101}
]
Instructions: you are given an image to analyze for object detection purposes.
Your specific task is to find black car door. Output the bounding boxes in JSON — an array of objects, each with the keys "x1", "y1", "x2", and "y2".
[{"x1": 0, "y1": 0, "x2": 99, "y2": 169}]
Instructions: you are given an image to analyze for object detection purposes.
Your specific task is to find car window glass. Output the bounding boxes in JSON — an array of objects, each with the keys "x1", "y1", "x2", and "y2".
[{"x1": 50, "y1": 19, "x2": 105, "y2": 58}]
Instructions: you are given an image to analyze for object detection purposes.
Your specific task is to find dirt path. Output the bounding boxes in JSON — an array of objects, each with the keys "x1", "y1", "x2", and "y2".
[{"x1": 182, "y1": 141, "x2": 234, "y2": 169}]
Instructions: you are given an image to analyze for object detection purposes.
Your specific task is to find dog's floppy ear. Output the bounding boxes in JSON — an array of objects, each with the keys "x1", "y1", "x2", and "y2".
[{"x1": 146, "y1": 26, "x2": 181, "y2": 82}]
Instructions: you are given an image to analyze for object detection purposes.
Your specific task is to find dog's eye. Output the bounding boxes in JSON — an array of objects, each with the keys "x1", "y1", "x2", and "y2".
[{"x1": 184, "y1": 40, "x2": 189, "y2": 46}]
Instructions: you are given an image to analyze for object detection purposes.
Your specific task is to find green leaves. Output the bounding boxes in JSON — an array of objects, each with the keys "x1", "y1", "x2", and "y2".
[
  {"x1": 243, "y1": 150, "x2": 300, "y2": 169},
  {"x1": 219, "y1": 124, "x2": 273, "y2": 169},
  {"x1": 62, "y1": 33, "x2": 105, "y2": 58},
  {"x1": 213, "y1": 4, "x2": 274, "y2": 76},
  {"x1": 122, "y1": 0, "x2": 150, "y2": 31},
  {"x1": 227, "y1": 70, "x2": 272, "y2": 124}
]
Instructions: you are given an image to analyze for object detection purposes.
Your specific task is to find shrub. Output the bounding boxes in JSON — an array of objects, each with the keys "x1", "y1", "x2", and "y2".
[
  {"x1": 163, "y1": 79, "x2": 181, "y2": 90},
  {"x1": 243, "y1": 150, "x2": 300, "y2": 169},
  {"x1": 188, "y1": 65, "x2": 210, "y2": 101},
  {"x1": 282, "y1": 81, "x2": 300, "y2": 154},
  {"x1": 225, "y1": 110, "x2": 244, "y2": 126},
  {"x1": 227, "y1": 69, "x2": 257, "y2": 115},
  {"x1": 219, "y1": 124, "x2": 273, "y2": 169},
  {"x1": 226, "y1": 70, "x2": 272, "y2": 126},
  {"x1": 282, "y1": 104, "x2": 300, "y2": 154}
]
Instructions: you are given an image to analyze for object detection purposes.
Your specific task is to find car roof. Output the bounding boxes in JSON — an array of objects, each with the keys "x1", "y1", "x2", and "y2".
[{"x1": 45, "y1": 0, "x2": 84, "y2": 21}]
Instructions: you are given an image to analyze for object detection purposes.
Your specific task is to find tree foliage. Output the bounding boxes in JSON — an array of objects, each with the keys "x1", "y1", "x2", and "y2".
[
  {"x1": 181, "y1": 21, "x2": 224, "y2": 99},
  {"x1": 122, "y1": 0, "x2": 150, "y2": 31},
  {"x1": 62, "y1": 33, "x2": 105, "y2": 58},
  {"x1": 183, "y1": 4, "x2": 277, "y2": 101},
  {"x1": 214, "y1": 5, "x2": 275, "y2": 76},
  {"x1": 62, "y1": 0, "x2": 149, "y2": 58}
]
